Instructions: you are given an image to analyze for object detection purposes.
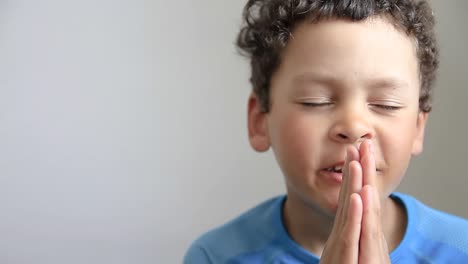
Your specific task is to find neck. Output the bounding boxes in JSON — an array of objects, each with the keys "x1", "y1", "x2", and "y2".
[{"x1": 282, "y1": 193, "x2": 407, "y2": 257}]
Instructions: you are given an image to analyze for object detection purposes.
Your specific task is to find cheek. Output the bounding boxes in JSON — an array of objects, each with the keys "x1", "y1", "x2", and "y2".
[
  {"x1": 384, "y1": 139, "x2": 412, "y2": 173},
  {"x1": 378, "y1": 122, "x2": 418, "y2": 191},
  {"x1": 379, "y1": 113, "x2": 419, "y2": 161},
  {"x1": 269, "y1": 114, "x2": 322, "y2": 175}
]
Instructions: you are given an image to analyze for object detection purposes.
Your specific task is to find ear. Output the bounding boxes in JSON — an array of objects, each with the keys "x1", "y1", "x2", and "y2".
[
  {"x1": 247, "y1": 92, "x2": 270, "y2": 152},
  {"x1": 411, "y1": 111, "x2": 429, "y2": 155}
]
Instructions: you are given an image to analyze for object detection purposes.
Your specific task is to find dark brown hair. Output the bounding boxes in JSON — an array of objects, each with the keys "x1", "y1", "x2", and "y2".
[{"x1": 236, "y1": 0, "x2": 439, "y2": 112}]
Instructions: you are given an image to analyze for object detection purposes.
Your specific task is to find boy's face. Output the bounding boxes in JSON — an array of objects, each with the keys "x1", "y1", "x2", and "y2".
[{"x1": 248, "y1": 17, "x2": 428, "y2": 214}]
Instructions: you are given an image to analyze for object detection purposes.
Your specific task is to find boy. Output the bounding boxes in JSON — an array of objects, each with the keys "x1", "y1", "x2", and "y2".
[{"x1": 184, "y1": 0, "x2": 468, "y2": 263}]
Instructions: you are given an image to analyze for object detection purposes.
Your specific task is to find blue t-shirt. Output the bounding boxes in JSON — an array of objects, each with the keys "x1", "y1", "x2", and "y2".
[{"x1": 184, "y1": 193, "x2": 468, "y2": 263}]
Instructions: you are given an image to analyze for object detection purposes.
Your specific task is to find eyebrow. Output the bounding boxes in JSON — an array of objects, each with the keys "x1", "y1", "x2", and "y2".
[
  {"x1": 292, "y1": 72, "x2": 410, "y2": 91},
  {"x1": 292, "y1": 72, "x2": 340, "y2": 89},
  {"x1": 366, "y1": 78, "x2": 409, "y2": 91}
]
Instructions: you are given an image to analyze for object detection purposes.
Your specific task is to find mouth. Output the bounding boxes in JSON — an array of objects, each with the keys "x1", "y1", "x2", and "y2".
[
  {"x1": 320, "y1": 163, "x2": 381, "y2": 184},
  {"x1": 323, "y1": 165, "x2": 343, "y2": 174},
  {"x1": 320, "y1": 163, "x2": 345, "y2": 184},
  {"x1": 321, "y1": 164, "x2": 381, "y2": 174}
]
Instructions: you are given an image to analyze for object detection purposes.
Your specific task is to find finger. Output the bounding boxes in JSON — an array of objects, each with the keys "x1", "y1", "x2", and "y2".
[
  {"x1": 342, "y1": 147, "x2": 360, "y2": 219},
  {"x1": 341, "y1": 160, "x2": 362, "y2": 227},
  {"x1": 360, "y1": 140, "x2": 377, "y2": 187},
  {"x1": 342, "y1": 192, "x2": 363, "y2": 263},
  {"x1": 336, "y1": 146, "x2": 351, "y2": 221},
  {"x1": 359, "y1": 185, "x2": 383, "y2": 263},
  {"x1": 348, "y1": 160, "x2": 363, "y2": 196},
  {"x1": 336, "y1": 146, "x2": 360, "y2": 226}
]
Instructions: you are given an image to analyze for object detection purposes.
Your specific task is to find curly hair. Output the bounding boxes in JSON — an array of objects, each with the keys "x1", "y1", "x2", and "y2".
[{"x1": 236, "y1": 0, "x2": 439, "y2": 113}]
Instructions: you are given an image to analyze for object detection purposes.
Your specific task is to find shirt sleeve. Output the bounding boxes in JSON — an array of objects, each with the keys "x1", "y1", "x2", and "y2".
[{"x1": 183, "y1": 243, "x2": 212, "y2": 264}]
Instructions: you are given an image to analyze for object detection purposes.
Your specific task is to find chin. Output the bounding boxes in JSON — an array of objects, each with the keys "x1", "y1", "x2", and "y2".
[
  {"x1": 302, "y1": 191, "x2": 340, "y2": 218},
  {"x1": 322, "y1": 200, "x2": 340, "y2": 217}
]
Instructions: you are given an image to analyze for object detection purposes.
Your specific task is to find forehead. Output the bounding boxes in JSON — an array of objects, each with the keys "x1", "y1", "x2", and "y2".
[{"x1": 272, "y1": 17, "x2": 420, "y2": 93}]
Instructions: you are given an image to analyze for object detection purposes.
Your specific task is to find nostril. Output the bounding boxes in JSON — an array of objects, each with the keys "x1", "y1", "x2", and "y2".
[
  {"x1": 360, "y1": 133, "x2": 372, "y2": 140},
  {"x1": 338, "y1": 133, "x2": 347, "y2": 139}
]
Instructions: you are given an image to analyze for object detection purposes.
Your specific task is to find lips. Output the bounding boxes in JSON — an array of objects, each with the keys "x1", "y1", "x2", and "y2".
[
  {"x1": 319, "y1": 161, "x2": 383, "y2": 186},
  {"x1": 320, "y1": 164, "x2": 344, "y2": 184},
  {"x1": 324, "y1": 165, "x2": 343, "y2": 173},
  {"x1": 322, "y1": 162, "x2": 345, "y2": 173},
  {"x1": 321, "y1": 162, "x2": 381, "y2": 173}
]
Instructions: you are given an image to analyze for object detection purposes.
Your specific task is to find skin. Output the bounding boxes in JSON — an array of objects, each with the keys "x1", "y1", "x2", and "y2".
[{"x1": 247, "y1": 17, "x2": 428, "y2": 262}]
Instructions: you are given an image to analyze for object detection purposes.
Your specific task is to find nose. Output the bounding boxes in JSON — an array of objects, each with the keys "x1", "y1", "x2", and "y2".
[{"x1": 329, "y1": 107, "x2": 374, "y2": 144}]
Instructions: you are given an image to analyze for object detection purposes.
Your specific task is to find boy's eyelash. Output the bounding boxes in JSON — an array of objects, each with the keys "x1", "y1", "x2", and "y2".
[
  {"x1": 300, "y1": 103, "x2": 402, "y2": 111},
  {"x1": 299, "y1": 102, "x2": 402, "y2": 110},
  {"x1": 300, "y1": 102, "x2": 333, "y2": 107},
  {"x1": 371, "y1": 104, "x2": 402, "y2": 110}
]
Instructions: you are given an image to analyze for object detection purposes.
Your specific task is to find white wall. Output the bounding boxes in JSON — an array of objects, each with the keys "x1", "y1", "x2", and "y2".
[
  {"x1": 1, "y1": 0, "x2": 466, "y2": 263},
  {"x1": 398, "y1": 0, "x2": 468, "y2": 215}
]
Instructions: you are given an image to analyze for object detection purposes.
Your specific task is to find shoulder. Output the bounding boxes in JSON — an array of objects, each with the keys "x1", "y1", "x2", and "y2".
[
  {"x1": 393, "y1": 192, "x2": 468, "y2": 260},
  {"x1": 395, "y1": 192, "x2": 468, "y2": 234},
  {"x1": 183, "y1": 196, "x2": 285, "y2": 264}
]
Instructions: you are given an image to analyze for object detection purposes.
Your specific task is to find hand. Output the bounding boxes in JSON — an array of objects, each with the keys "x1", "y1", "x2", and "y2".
[
  {"x1": 358, "y1": 140, "x2": 391, "y2": 264},
  {"x1": 320, "y1": 145, "x2": 362, "y2": 264},
  {"x1": 320, "y1": 140, "x2": 391, "y2": 264}
]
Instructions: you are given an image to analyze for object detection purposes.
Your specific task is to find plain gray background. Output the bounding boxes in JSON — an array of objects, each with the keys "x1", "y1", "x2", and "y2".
[{"x1": 1, "y1": 0, "x2": 467, "y2": 263}]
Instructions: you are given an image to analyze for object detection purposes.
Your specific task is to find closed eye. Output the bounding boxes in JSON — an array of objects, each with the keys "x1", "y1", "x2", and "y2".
[
  {"x1": 371, "y1": 104, "x2": 402, "y2": 110},
  {"x1": 300, "y1": 102, "x2": 333, "y2": 107}
]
